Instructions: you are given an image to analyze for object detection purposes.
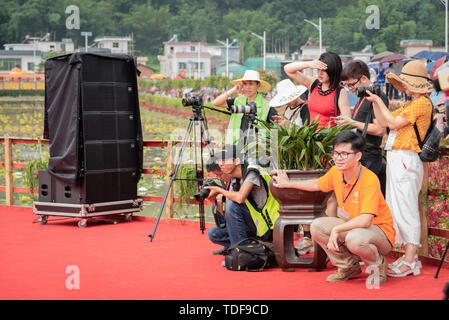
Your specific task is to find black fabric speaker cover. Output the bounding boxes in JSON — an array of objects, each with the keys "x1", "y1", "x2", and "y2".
[{"x1": 43, "y1": 53, "x2": 143, "y2": 203}]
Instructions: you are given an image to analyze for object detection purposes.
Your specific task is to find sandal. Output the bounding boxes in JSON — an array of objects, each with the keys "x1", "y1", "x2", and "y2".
[
  {"x1": 388, "y1": 254, "x2": 422, "y2": 269},
  {"x1": 387, "y1": 260, "x2": 421, "y2": 277}
]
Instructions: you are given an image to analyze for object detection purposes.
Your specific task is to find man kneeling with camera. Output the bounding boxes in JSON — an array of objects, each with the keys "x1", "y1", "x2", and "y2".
[{"x1": 204, "y1": 145, "x2": 280, "y2": 259}]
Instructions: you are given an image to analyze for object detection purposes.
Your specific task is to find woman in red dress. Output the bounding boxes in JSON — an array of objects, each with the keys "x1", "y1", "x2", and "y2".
[{"x1": 284, "y1": 52, "x2": 351, "y2": 128}]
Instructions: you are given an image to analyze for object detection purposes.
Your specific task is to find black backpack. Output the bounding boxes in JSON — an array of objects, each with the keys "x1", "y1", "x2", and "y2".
[
  {"x1": 413, "y1": 99, "x2": 442, "y2": 162},
  {"x1": 224, "y1": 238, "x2": 277, "y2": 272}
]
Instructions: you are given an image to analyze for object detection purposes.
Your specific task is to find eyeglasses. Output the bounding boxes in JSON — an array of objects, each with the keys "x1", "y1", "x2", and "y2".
[
  {"x1": 331, "y1": 150, "x2": 355, "y2": 160},
  {"x1": 344, "y1": 77, "x2": 361, "y2": 89}
]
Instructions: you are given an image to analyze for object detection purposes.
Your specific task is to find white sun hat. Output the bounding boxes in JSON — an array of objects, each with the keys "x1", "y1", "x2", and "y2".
[
  {"x1": 268, "y1": 79, "x2": 308, "y2": 107},
  {"x1": 231, "y1": 70, "x2": 271, "y2": 93}
]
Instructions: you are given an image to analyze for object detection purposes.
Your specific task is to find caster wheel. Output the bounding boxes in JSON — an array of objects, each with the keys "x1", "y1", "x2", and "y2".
[
  {"x1": 78, "y1": 220, "x2": 87, "y2": 228},
  {"x1": 124, "y1": 214, "x2": 133, "y2": 222},
  {"x1": 40, "y1": 216, "x2": 47, "y2": 225}
]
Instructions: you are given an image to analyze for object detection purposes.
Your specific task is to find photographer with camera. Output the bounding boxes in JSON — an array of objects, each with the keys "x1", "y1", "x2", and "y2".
[
  {"x1": 337, "y1": 60, "x2": 388, "y2": 195},
  {"x1": 212, "y1": 70, "x2": 277, "y2": 145},
  {"x1": 204, "y1": 145, "x2": 280, "y2": 261},
  {"x1": 364, "y1": 60, "x2": 434, "y2": 278}
]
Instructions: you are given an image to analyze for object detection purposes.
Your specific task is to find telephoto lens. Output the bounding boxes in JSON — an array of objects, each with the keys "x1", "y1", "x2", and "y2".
[{"x1": 229, "y1": 102, "x2": 257, "y2": 114}]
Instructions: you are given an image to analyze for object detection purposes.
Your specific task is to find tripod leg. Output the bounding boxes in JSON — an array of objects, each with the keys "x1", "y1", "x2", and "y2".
[
  {"x1": 148, "y1": 121, "x2": 194, "y2": 242},
  {"x1": 193, "y1": 119, "x2": 206, "y2": 234},
  {"x1": 434, "y1": 240, "x2": 449, "y2": 279}
]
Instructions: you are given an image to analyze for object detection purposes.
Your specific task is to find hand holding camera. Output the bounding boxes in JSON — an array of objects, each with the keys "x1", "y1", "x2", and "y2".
[
  {"x1": 355, "y1": 84, "x2": 382, "y2": 98},
  {"x1": 364, "y1": 89, "x2": 383, "y2": 103},
  {"x1": 194, "y1": 178, "x2": 222, "y2": 202}
]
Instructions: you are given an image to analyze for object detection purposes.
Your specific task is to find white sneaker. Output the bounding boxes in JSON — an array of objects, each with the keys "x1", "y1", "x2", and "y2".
[{"x1": 295, "y1": 237, "x2": 314, "y2": 255}]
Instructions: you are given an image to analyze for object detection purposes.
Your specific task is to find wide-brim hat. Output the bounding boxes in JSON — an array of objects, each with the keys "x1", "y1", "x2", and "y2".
[
  {"x1": 386, "y1": 60, "x2": 433, "y2": 94},
  {"x1": 231, "y1": 70, "x2": 271, "y2": 93},
  {"x1": 269, "y1": 79, "x2": 308, "y2": 107}
]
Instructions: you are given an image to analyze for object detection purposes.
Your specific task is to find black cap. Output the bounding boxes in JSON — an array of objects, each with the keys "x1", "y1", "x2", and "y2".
[{"x1": 206, "y1": 156, "x2": 220, "y2": 172}]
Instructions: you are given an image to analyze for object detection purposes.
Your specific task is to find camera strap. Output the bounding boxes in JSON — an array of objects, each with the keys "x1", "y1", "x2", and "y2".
[
  {"x1": 361, "y1": 109, "x2": 372, "y2": 138},
  {"x1": 352, "y1": 97, "x2": 371, "y2": 138}
]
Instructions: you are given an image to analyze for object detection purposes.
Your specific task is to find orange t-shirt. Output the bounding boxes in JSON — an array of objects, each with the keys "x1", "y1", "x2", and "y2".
[
  {"x1": 317, "y1": 165, "x2": 396, "y2": 246},
  {"x1": 391, "y1": 95, "x2": 432, "y2": 153}
]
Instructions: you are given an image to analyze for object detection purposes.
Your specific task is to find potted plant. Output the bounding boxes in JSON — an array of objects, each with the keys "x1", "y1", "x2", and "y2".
[{"x1": 251, "y1": 119, "x2": 352, "y2": 271}]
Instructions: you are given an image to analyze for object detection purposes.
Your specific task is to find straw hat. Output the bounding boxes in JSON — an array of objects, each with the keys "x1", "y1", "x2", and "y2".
[
  {"x1": 231, "y1": 70, "x2": 271, "y2": 93},
  {"x1": 269, "y1": 79, "x2": 308, "y2": 107},
  {"x1": 386, "y1": 60, "x2": 433, "y2": 94}
]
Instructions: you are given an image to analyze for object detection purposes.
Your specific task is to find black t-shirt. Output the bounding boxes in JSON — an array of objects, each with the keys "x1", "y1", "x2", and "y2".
[{"x1": 352, "y1": 92, "x2": 389, "y2": 162}]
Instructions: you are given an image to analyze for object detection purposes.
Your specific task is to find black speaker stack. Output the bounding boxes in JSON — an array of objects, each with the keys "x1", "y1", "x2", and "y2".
[{"x1": 34, "y1": 53, "x2": 144, "y2": 226}]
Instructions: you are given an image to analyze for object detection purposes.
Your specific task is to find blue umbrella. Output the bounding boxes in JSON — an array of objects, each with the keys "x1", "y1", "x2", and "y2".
[{"x1": 414, "y1": 50, "x2": 449, "y2": 61}]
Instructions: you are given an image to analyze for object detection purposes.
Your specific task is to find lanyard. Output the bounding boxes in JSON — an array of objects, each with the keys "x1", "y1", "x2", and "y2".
[
  {"x1": 352, "y1": 97, "x2": 366, "y2": 119},
  {"x1": 342, "y1": 165, "x2": 362, "y2": 209}
]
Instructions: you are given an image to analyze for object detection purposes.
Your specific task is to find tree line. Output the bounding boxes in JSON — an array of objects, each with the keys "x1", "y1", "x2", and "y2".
[{"x1": 0, "y1": 0, "x2": 446, "y2": 61}]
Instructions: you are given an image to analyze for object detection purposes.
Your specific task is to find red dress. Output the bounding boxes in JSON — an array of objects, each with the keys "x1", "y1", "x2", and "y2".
[{"x1": 308, "y1": 81, "x2": 341, "y2": 129}]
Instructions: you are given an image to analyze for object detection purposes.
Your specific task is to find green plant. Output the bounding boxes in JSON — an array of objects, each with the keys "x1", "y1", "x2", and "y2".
[
  {"x1": 175, "y1": 164, "x2": 198, "y2": 204},
  {"x1": 23, "y1": 157, "x2": 48, "y2": 201},
  {"x1": 253, "y1": 119, "x2": 353, "y2": 170}
]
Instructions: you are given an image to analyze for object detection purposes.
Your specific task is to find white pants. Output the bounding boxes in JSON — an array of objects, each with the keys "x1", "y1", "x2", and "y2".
[{"x1": 386, "y1": 150, "x2": 423, "y2": 246}]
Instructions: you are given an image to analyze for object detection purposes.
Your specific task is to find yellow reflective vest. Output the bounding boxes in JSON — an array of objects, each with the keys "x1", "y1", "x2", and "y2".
[{"x1": 244, "y1": 164, "x2": 280, "y2": 240}]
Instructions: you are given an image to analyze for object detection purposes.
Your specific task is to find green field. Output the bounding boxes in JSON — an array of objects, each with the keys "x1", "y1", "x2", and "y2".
[{"x1": 0, "y1": 99, "x2": 223, "y2": 223}]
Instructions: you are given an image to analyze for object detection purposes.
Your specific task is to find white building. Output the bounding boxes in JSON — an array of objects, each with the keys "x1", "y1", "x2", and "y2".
[
  {"x1": 0, "y1": 50, "x2": 42, "y2": 72},
  {"x1": 1, "y1": 36, "x2": 75, "y2": 72},
  {"x1": 3, "y1": 35, "x2": 75, "y2": 53},
  {"x1": 158, "y1": 40, "x2": 240, "y2": 79},
  {"x1": 91, "y1": 36, "x2": 132, "y2": 55},
  {"x1": 400, "y1": 40, "x2": 445, "y2": 57}
]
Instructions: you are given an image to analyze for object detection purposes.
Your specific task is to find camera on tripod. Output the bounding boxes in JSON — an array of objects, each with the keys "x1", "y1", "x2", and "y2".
[
  {"x1": 194, "y1": 178, "x2": 221, "y2": 202},
  {"x1": 228, "y1": 101, "x2": 257, "y2": 115},
  {"x1": 182, "y1": 95, "x2": 203, "y2": 107},
  {"x1": 356, "y1": 84, "x2": 382, "y2": 98}
]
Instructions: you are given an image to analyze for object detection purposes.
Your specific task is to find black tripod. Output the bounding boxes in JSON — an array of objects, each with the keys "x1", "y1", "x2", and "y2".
[
  {"x1": 434, "y1": 241, "x2": 449, "y2": 279},
  {"x1": 148, "y1": 98, "x2": 230, "y2": 242}
]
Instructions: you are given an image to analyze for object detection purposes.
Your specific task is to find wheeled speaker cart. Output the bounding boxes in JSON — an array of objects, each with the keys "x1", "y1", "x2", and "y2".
[{"x1": 33, "y1": 199, "x2": 143, "y2": 228}]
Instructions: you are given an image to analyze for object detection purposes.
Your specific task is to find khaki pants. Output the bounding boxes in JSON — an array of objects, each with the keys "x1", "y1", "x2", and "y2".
[{"x1": 311, "y1": 217, "x2": 392, "y2": 270}]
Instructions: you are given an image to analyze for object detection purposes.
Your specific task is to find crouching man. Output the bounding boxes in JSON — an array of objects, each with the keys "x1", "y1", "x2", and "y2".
[
  {"x1": 205, "y1": 145, "x2": 280, "y2": 254},
  {"x1": 272, "y1": 130, "x2": 395, "y2": 284}
]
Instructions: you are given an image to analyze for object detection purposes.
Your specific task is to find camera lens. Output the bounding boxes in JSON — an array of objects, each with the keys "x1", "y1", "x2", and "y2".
[
  {"x1": 194, "y1": 187, "x2": 211, "y2": 202},
  {"x1": 229, "y1": 102, "x2": 257, "y2": 114},
  {"x1": 182, "y1": 95, "x2": 202, "y2": 107}
]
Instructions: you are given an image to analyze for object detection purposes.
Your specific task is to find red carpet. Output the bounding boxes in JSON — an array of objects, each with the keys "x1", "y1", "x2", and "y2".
[{"x1": 0, "y1": 205, "x2": 448, "y2": 300}]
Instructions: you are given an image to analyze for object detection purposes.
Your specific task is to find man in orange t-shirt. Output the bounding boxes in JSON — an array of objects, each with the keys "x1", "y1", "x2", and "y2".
[{"x1": 272, "y1": 130, "x2": 395, "y2": 284}]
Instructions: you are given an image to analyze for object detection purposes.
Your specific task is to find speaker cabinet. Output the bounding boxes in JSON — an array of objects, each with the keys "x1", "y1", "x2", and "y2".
[{"x1": 42, "y1": 53, "x2": 143, "y2": 205}]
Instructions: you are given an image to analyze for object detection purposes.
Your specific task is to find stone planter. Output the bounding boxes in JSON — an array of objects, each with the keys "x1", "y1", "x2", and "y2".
[{"x1": 269, "y1": 170, "x2": 331, "y2": 272}]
